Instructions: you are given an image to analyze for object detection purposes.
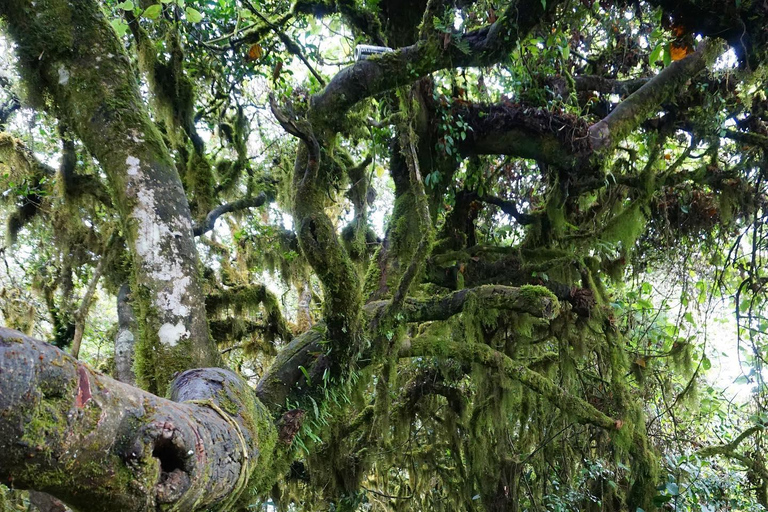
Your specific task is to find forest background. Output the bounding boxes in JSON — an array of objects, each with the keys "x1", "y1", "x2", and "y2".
[{"x1": 1, "y1": 0, "x2": 768, "y2": 511}]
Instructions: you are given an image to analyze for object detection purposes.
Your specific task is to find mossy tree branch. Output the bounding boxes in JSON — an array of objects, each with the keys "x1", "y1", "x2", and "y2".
[
  {"x1": 256, "y1": 326, "x2": 328, "y2": 409},
  {"x1": 365, "y1": 284, "x2": 560, "y2": 322},
  {"x1": 403, "y1": 336, "x2": 618, "y2": 430},
  {"x1": 455, "y1": 102, "x2": 591, "y2": 167},
  {"x1": 0, "y1": 328, "x2": 276, "y2": 511},
  {"x1": 697, "y1": 425, "x2": 765, "y2": 458},
  {"x1": 270, "y1": 90, "x2": 364, "y2": 366},
  {"x1": 309, "y1": 0, "x2": 566, "y2": 129},
  {"x1": 0, "y1": 0, "x2": 220, "y2": 394}
]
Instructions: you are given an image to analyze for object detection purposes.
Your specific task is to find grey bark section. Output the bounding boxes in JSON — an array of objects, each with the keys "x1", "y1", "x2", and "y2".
[
  {"x1": 28, "y1": 491, "x2": 69, "y2": 512},
  {"x1": 115, "y1": 284, "x2": 137, "y2": 386},
  {"x1": 0, "y1": 327, "x2": 275, "y2": 512}
]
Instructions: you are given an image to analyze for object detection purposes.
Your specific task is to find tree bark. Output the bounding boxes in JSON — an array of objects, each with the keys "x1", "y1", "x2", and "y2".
[
  {"x1": 0, "y1": 328, "x2": 276, "y2": 512},
  {"x1": 115, "y1": 284, "x2": 138, "y2": 386},
  {"x1": 0, "y1": 0, "x2": 220, "y2": 395}
]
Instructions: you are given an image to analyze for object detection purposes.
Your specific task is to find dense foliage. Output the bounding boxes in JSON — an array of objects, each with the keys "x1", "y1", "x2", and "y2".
[{"x1": 2, "y1": 0, "x2": 768, "y2": 510}]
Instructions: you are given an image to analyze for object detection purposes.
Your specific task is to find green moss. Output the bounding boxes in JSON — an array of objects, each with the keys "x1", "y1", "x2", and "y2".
[
  {"x1": 186, "y1": 150, "x2": 215, "y2": 217},
  {"x1": 133, "y1": 282, "x2": 196, "y2": 395},
  {"x1": 207, "y1": 285, "x2": 291, "y2": 343},
  {"x1": 518, "y1": 284, "x2": 558, "y2": 308},
  {"x1": 601, "y1": 201, "x2": 647, "y2": 253},
  {"x1": 545, "y1": 186, "x2": 567, "y2": 240},
  {"x1": 21, "y1": 404, "x2": 67, "y2": 458},
  {"x1": 363, "y1": 189, "x2": 425, "y2": 300}
]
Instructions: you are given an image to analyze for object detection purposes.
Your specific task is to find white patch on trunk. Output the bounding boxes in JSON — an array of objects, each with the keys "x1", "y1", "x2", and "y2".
[
  {"x1": 158, "y1": 322, "x2": 189, "y2": 347},
  {"x1": 131, "y1": 181, "x2": 196, "y2": 336},
  {"x1": 156, "y1": 276, "x2": 191, "y2": 317},
  {"x1": 58, "y1": 65, "x2": 70, "y2": 85},
  {"x1": 126, "y1": 155, "x2": 141, "y2": 175},
  {"x1": 129, "y1": 130, "x2": 145, "y2": 143}
]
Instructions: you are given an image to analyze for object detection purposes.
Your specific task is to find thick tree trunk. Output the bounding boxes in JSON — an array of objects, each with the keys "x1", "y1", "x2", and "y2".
[
  {"x1": 0, "y1": 328, "x2": 276, "y2": 511},
  {"x1": 0, "y1": 0, "x2": 220, "y2": 394}
]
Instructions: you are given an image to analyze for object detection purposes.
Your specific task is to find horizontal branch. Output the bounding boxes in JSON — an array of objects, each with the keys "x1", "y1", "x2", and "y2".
[
  {"x1": 697, "y1": 425, "x2": 764, "y2": 458},
  {"x1": 724, "y1": 129, "x2": 768, "y2": 150},
  {"x1": 476, "y1": 194, "x2": 538, "y2": 225},
  {"x1": 0, "y1": 328, "x2": 275, "y2": 511},
  {"x1": 364, "y1": 284, "x2": 560, "y2": 322},
  {"x1": 455, "y1": 102, "x2": 590, "y2": 167},
  {"x1": 256, "y1": 326, "x2": 327, "y2": 409},
  {"x1": 193, "y1": 192, "x2": 268, "y2": 236},
  {"x1": 402, "y1": 337, "x2": 618, "y2": 430},
  {"x1": 310, "y1": 0, "x2": 564, "y2": 127}
]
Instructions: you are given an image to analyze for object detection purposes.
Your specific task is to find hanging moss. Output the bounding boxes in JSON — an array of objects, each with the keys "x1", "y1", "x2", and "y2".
[
  {"x1": 135, "y1": 28, "x2": 201, "y2": 152},
  {"x1": 545, "y1": 184, "x2": 568, "y2": 241},
  {"x1": 601, "y1": 201, "x2": 647, "y2": 255},
  {"x1": 186, "y1": 150, "x2": 216, "y2": 217},
  {"x1": 207, "y1": 285, "x2": 293, "y2": 344}
]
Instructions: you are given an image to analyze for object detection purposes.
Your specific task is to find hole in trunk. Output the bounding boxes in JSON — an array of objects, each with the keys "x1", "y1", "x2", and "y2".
[
  {"x1": 153, "y1": 438, "x2": 186, "y2": 475},
  {"x1": 153, "y1": 436, "x2": 192, "y2": 503}
]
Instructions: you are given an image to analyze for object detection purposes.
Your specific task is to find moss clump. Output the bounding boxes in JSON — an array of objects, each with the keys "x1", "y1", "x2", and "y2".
[
  {"x1": 186, "y1": 150, "x2": 216, "y2": 217},
  {"x1": 601, "y1": 201, "x2": 647, "y2": 254}
]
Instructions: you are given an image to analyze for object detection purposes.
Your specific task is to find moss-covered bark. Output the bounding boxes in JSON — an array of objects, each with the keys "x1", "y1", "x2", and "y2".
[
  {"x1": 0, "y1": 0, "x2": 220, "y2": 394},
  {"x1": 0, "y1": 328, "x2": 276, "y2": 511}
]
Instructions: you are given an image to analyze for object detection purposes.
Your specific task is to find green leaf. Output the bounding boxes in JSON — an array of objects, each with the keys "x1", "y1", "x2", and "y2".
[
  {"x1": 309, "y1": 395, "x2": 320, "y2": 418},
  {"x1": 665, "y1": 482, "x2": 679, "y2": 496},
  {"x1": 142, "y1": 4, "x2": 162, "y2": 19},
  {"x1": 299, "y1": 365, "x2": 311, "y2": 385},
  {"x1": 739, "y1": 298, "x2": 752, "y2": 312},
  {"x1": 110, "y1": 18, "x2": 130, "y2": 36},
  {"x1": 702, "y1": 357, "x2": 711, "y2": 371},
  {"x1": 637, "y1": 298, "x2": 653, "y2": 309},
  {"x1": 185, "y1": 6, "x2": 203, "y2": 23},
  {"x1": 649, "y1": 43, "x2": 663, "y2": 65},
  {"x1": 662, "y1": 44, "x2": 672, "y2": 66},
  {"x1": 116, "y1": 0, "x2": 135, "y2": 10}
]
